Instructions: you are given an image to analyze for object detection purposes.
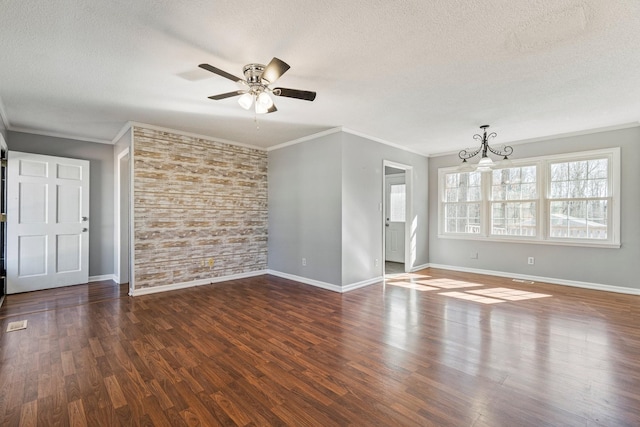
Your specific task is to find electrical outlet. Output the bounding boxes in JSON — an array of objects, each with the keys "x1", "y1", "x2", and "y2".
[
  {"x1": 302, "y1": 258, "x2": 307, "y2": 266},
  {"x1": 375, "y1": 259, "x2": 379, "y2": 267},
  {"x1": 528, "y1": 257, "x2": 535, "y2": 265},
  {"x1": 208, "y1": 258, "x2": 214, "y2": 268}
]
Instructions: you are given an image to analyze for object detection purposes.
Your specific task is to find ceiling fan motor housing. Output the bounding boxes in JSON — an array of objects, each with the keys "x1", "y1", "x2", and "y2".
[{"x1": 243, "y1": 64, "x2": 266, "y2": 84}]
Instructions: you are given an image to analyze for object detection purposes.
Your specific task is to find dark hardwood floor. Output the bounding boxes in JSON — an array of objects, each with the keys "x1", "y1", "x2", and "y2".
[{"x1": 0, "y1": 269, "x2": 639, "y2": 426}]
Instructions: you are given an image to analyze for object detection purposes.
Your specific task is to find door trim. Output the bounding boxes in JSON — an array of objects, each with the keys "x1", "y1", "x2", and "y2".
[
  {"x1": 382, "y1": 160, "x2": 414, "y2": 274},
  {"x1": 115, "y1": 147, "x2": 134, "y2": 294}
]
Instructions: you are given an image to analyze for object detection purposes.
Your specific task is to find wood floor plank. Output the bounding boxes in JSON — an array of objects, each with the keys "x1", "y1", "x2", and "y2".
[
  {"x1": 0, "y1": 271, "x2": 639, "y2": 425},
  {"x1": 68, "y1": 399, "x2": 88, "y2": 427}
]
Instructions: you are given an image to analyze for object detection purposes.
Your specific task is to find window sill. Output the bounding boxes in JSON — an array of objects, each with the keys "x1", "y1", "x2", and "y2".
[{"x1": 437, "y1": 234, "x2": 621, "y2": 249}]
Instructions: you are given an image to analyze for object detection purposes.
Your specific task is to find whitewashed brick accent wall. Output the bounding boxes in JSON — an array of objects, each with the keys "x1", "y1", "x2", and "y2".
[{"x1": 133, "y1": 127, "x2": 268, "y2": 289}]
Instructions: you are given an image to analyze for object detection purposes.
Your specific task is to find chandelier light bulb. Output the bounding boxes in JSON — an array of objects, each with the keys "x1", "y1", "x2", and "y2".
[{"x1": 476, "y1": 156, "x2": 494, "y2": 172}]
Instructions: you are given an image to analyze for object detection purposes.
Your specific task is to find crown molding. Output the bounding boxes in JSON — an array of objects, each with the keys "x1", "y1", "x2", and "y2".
[
  {"x1": 7, "y1": 126, "x2": 112, "y2": 144},
  {"x1": 126, "y1": 121, "x2": 265, "y2": 151},
  {"x1": 0, "y1": 94, "x2": 11, "y2": 130},
  {"x1": 111, "y1": 121, "x2": 133, "y2": 144},
  {"x1": 266, "y1": 127, "x2": 342, "y2": 151},
  {"x1": 341, "y1": 127, "x2": 429, "y2": 156},
  {"x1": 268, "y1": 126, "x2": 431, "y2": 157}
]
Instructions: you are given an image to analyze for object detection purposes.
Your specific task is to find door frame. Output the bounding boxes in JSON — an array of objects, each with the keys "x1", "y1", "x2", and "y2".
[
  {"x1": 115, "y1": 147, "x2": 134, "y2": 294},
  {"x1": 382, "y1": 160, "x2": 414, "y2": 274}
]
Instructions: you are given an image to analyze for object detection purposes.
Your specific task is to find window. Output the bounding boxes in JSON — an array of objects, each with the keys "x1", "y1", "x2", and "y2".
[
  {"x1": 548, "y1": 159, "x2": 608, "y2": 240},
  {"x1": 389, "y1": 184, "x2": 406, "y2": 221},
  {"x1": 442, "y1": 171, "x2": 481, "y2": 234},
  {"x1": 438, "y1": 148, "x2": 620, "y2": 247},
  {"x1": 491, "y1": 166, "x2": 537, "y2": 237}
]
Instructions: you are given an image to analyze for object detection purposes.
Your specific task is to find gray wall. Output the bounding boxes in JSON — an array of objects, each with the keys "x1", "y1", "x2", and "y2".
[
  {"x1": 341, "y1": 133, "x2": 429, "y2": 285},
  {"x1": 428, "y1": 126, "x2": 640, "y2": 290},
  {"x1": 268, "y1": 133, "x2": 343, "y2": 285},
  {"x1": 0, "y1": 119, "x2": 6, "y2": 142},
  {"x1": 8, "y1": 131, "x2": 115, "y2": 277},
  {"x1": 268, "y1": 131, "x2": 429, "y2": 288}
]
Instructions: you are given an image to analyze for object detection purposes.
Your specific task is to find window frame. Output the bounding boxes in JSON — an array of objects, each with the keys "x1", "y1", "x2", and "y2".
[{"x1": 437, "y1": 147, "x2": 621, "y2": 248}]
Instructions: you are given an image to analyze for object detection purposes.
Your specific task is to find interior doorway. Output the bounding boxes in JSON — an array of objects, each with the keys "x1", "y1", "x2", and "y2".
[
  {"x1": 382, "y1": 161, "x2": 413, "y2": 276},
  {"x1": 115, "y1": 148, "x2": 131, "y2": 292}
]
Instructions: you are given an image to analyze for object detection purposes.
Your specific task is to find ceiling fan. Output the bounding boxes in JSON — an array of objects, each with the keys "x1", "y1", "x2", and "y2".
[{"x1": 198, "y1": 57, "x2": 316, "y2": 114}]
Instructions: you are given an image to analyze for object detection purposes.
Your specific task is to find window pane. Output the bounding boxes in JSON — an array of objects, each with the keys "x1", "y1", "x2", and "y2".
[
  {"x1": 443, "y1": 202, "x2": 480, "y2": 233},
  {"x1": 551, "y1": 181, "x2": 567, "y2": 198},
  {"x1": 550, "y1": 157, "x2": 609, "y2": 199},
  {"x1": 491, "y1": 202, "x2": 537, "y2": 236},
  {"x1": 588, "y1": 159, "x2": 608, "y2": 179},
  {"x1": 389, "y1": 184, "x2": 406, "y2": 221},
  {"x1": 444, "y1": 172, "x2": 481, "y2": 202},
  {"x1": 492, "y1": 166, "x2": 537, "y2": 201},
  {"x1": 549, "y1": 200, "x2": 607, "y2": 239}
]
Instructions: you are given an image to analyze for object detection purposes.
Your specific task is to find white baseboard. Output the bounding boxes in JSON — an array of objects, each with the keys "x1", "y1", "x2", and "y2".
[
  {"x1": 428, "y1": 263, "x2": 640, "y2": 296},
  {"x1": 342, "y1": 276, "x2": 384, "y2": 292},
  {"x1": 267, "y1": 270, "x2": 383, "y2": 293},
  {"x1": 266, "y1": 270, "x2": 342, "y2": 292},
  {"x1": 89, "y1": 274, "x2": 118, "y2": 282},
  {"x1": 409, "y1": 263, "x2": 430, "y2": 273},
  {"x1": 130, "y1": 270, "x2": 267, "y2": 296}
]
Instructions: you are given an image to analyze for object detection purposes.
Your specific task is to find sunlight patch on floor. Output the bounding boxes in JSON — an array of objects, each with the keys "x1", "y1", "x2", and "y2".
[
  {"x1": 439, "y1": 291, "x2": 505, "y2": 304},
  {"x1": 385, "y1": 273, "x2": 431, "y2": 280},
  {"x1": 414, "y1": 278, "x2": 483, "y2": 289},
  {"x1": 466, "y1": 287, "x2": 552, "y2": 301},
  {"x1": 439, "y1": 287, "x2": 552, "y2": 304},
  {"x1": 384, "y1": 276, "x2": 553, "y2": 305},
  {"x1": 387, "y1": 281, "x2": 440, "y2": 291}
]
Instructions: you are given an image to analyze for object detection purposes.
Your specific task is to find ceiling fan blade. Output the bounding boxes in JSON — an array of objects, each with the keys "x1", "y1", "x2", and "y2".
[
  {"x1": 198, "y1": 63, "x2": 242, "y2": 82},
  {"x1": 261, "y1": 57, "x2": 290, "y2": 84},
  {"x1": 267, "y1": 104, "x2": 278, "y2": 114},
  {"x1": 207, "y1": 91, "x2": 245, "y2": 100},
  {"x1": 273, "y1": 87, "x2": 316, "y2": 101}
]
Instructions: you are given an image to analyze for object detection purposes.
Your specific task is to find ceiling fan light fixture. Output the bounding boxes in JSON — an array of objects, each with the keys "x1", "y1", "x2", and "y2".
[
  {"x1": 257, "y1": 91, "x2": 273, "y2": 108},
  {"x1": 199, "y1": 58, "x2": 316, "y2": 113},
  {"x1": 255, "y1": 101, "x2": 269, "y2": 114},
  {"x1": 238, "y1": 93, "x2": 253, "y2": 110}
]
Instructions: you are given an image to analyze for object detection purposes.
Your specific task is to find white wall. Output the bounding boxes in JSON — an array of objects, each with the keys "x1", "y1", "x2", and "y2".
[{"x1": 428, "y1": 126, "x2": 640, "y2": 291}]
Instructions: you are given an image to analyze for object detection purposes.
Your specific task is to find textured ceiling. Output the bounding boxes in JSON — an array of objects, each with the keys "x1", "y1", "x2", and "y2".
[{"x1": 1, "y1": 0, "x2": 639, "y2": 155}]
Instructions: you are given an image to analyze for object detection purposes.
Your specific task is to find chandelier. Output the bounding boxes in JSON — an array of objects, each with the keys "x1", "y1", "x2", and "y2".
[{"x1": 458, "y1": 125, "x2": 513, "y2": 172}]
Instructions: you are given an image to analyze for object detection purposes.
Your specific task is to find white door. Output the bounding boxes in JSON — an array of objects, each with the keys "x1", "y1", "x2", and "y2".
[
  {"x1": 7, "y1": 152, "x2": 90, "y2": 294},
  {"x1": 385, "y1": 174, "x2": 406, "y2": 263}
]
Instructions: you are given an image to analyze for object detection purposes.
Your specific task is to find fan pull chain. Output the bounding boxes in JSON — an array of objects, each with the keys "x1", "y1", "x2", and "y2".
[{"x1": 254, "y1": 115, "x2": 259, "y2": 131}]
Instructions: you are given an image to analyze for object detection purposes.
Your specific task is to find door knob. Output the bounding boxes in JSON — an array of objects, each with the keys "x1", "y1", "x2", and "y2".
[
  {"x1": 82, "y1": 228, "x2": 88, "y2": 232},
  {"x1": 82, "y1": 216, "x2": 88, "y2": 221}
]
